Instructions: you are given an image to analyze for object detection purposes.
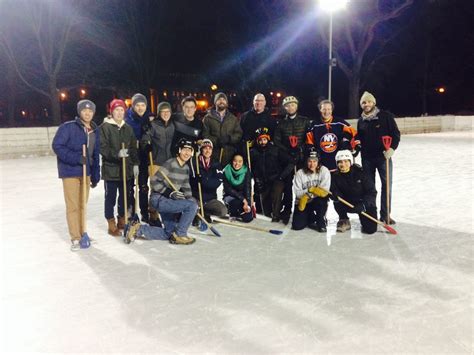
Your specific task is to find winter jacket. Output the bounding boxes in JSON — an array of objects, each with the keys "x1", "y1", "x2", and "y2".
[
  {"x1": 189, "y1": 156, "x2": 223, "y2": 202},
  {"x1": 125, "y1": 108, "x2": 154, "y2": 163},
  {"x1": 223, "y1": 167, "x2": 252, "y2": 203},
  {"x1": 330, "y1": 164, "x2": 376, "y2": 208},
  {"x1": 250, "y1": 142, "x2": 293, "y2": 185},
  {"x1": 99, "y1": 117, "x2": 138, "y2": 181},
  {"x1": 273, "y1": 113, "x2": 312, "y2": 166},
  {"x1": 293, "y1": 165, "x2": 331, "y2": 203},
  {"x1": 52, "y1": 117, "x2": 100, "y2": 184},
  {"x1": 141, "y1": 117, "x2": 175, "y2": 165},
  {"x1": 357, "y1": 110, "x2": 400, "y2": 160},
  {"x1": 306, "y1": 116, "x2": 358, "y2": 171},
  {"x1": 240, "y1": 108, "x2": 277, "y2": 143},
  {"x1": 150, "y1": 157, "x2": 192, "y2": 198},
  {"x1": 202, "y1": 109, "x2": 243, "y2": 165},
  {"x1": 171, "y1": 113, "x2": 203, "y2": 155}
]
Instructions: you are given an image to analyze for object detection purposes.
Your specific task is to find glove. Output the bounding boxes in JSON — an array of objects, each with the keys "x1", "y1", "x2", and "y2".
[
  {"x1": 144, "y1": 144, "x2": 153, "y2": 154},
  {"x1": 352, "y1": 144, "x2": 361, "y2": 158},
  {"x1": 298, "y1": 193, "x2": 312, "y2": 212},
  {"x1": 308, "y1": 186, "x2": 329, "y2": 198},
  {"x1": 170, "y1": 190, "x2": 186, "y2": 200},
  {"x1": 79, "y1": 156, "x2": 87, "y2": 165},
  {"x1": 383, "y1": 148, "x2": 394, "y2": 159},
  {"x1": 90, "y1": 181, "x2": 98, "y2": 189},
  {"x1": 353, "y1": 202, "x2": 366, "y2": 214},
  {"x1": 133, "y1": 165, "x2": 139, "y2": 178},
  {"x1": 118, "y1": 148, "x2": 129, "y2": 158}
]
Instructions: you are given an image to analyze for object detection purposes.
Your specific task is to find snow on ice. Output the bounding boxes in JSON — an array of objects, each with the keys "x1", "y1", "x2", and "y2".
[{"x1": 0, "y1": 131, "x2": 472, "y2": 353}]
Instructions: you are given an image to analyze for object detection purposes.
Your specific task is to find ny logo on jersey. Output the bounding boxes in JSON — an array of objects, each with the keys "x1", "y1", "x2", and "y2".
[{"x1": 320, "y1": 133, "x2": 338, "y2": 153}]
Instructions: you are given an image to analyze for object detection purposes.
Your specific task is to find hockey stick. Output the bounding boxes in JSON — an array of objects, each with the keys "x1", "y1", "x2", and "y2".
[
  {"x1": 212, "y1": 217, "x2": 283, "y2": 235},
  {"x1": 148, "y1": 149, "x2": 163, "y2": 227},
  {"x1": 332, "y1": 193, "x2": 397, "y2": 235},
  {"x1": 195, "y1": 153, "x2": 208, "y2": 231},
  {"x1": 246, "y1": 140, "x2": 257, "y2": 218},
  {"x1": 131, "y1": 140, "x2": 140, "y2": 223},
  {"x1": 79, "y1": 144, "x2": 91, "y2": 249},
  {"x1": 156, "y1": 166, "x2": 221, "y2": 237},
  {"x1": 121, "y1": 143, "x2": 130, "y2": 232},
  {"x1": 382, "y1": 135, "x2": 392, "y2": 224}
]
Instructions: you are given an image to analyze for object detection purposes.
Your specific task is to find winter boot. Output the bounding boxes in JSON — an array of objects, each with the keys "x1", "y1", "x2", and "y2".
[
  {"x1": 381, "y1": 216, "x2": 396, "y2": 225},
  {"x1": 107, "y1": 218, "x2": 122, "y2": 237},
  {"x1": 336, "y1": 219, "x2": 351, "y2": 233},
  {"x1": 124, "y1": 221, "x2": 140, "y2": 244},
  {"x1": 192, "y1": 215, "x2": 200, "y2": 227},
  {"x1": 169, "y1": 233, "x2": 196, "y2": 245},
  {"x1": 117, "y1": 216, "x2": 126, "y2": 230}
]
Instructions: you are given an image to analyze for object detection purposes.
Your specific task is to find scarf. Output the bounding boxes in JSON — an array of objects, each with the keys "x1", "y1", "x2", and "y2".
[
  {"x1": 224, "y1": 164, "x2": 248, "y2": 186},
  {"x1": 362, "y1": 107, "x2": 380, "y2": 121}
]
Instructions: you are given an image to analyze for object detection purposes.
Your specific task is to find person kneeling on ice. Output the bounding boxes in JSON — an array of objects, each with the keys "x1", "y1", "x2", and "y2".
[
  {"x1": 330, "y1": 150, "x2": 377, "y2": 234},
  {"x1": 141, "y1": 139, "x2": 198, "y2": 245},
  {"x1": 222, "y1": 153, "x2": 253, "y2": 223},
  {"x1": 292, "y1": 148, "x2": 331, "y2": 232}
]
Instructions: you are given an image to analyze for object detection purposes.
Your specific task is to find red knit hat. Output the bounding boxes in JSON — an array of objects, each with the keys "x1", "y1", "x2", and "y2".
[{"x1": 109, "y1": 99, "x2": 127, "y2": 113}]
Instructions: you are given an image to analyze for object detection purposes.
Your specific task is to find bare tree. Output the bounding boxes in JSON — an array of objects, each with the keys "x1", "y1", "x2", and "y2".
[
  {"x1": 0, "y1": 0, "x2": 79, "y2": 125},
  {"x1": 321, "y1": 0, "x2": 414, "y2": 118}
]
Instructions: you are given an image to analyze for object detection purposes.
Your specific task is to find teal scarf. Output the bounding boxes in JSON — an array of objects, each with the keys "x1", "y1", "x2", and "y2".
[{"x1": 224, "y1": 164, "x2": 248, "y2": 186}]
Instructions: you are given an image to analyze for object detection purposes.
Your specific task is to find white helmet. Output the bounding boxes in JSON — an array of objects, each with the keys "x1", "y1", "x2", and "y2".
[
  {"x1": 282, "y1": 96, "x2": 298, "y2": 106},
  {"x1": 335, "y1": 150, "x2": 353, "y2": 165}
]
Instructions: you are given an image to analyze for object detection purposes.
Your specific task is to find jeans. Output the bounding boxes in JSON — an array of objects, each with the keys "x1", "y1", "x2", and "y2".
[
  {"x1": 150, "y1": 193, "x2": 198, "y2": 237},
  {"x1": 137, "y1": 224, "x2": 168, "y2": 240},
  {"x1": 362, "y1": 157, "x2": 393, "y2": 219}
]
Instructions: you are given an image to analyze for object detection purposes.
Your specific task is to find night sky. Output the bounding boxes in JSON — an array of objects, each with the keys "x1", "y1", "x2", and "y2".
[{"x1": 0, "y1": 0, "x2": 473, "y2": 121}]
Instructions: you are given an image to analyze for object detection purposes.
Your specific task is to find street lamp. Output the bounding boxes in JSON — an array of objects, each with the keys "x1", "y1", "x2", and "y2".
[{"x1": 319, "y1": 0, "x2": 350, "y2": 101}]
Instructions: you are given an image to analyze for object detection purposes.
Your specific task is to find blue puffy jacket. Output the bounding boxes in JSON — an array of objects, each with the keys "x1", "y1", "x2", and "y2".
[{"x1": 52, "y1": 117, "x2": 100, "y2": 184}]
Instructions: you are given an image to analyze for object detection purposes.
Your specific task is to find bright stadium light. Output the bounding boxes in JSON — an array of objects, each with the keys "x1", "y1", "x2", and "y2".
[{"x1": 319, "y1": 0, "x2": 350, "y2": 101}]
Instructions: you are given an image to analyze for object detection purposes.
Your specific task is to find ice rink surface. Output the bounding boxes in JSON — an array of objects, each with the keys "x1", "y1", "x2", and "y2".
[{"x1": 0, "y1": 131, "x2": 472, "y2": 354}]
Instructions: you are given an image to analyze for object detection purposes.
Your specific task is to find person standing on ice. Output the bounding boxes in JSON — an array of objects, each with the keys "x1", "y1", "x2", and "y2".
[
  {"x1": 171, "y1": 96, "x2": 203, "y2": 155},
  {"x1": 330, "y1": 150, "x2": 377, "y2": 234},
  {"x1": 273, "y1": 95, "x2": 312, "y2": 224},
  {"x1": 357, "y1": 91, "x2": 400, "y2": 224},
  {"x1": 222, "y1": 153, "x2": 253, "y2": 223},
  {"x1": 148, "y1": 139, "x2": 198, "y2": 245},
  {"x1": 52, "y1": 100, "x2": 100, "y2": 251},
  {"x1": 125, "y1": 93, "x2": 154, "y2": 224},
  {"x1": 292, "y1": 148, "x2": 331, "y2": 232},
  {"x1": 100, "y1": 99, "x2": 139, "y2": 237}
]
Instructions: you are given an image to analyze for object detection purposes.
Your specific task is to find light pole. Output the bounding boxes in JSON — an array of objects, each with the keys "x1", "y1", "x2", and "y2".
[{"x1": 319, "y1": 0, "x2": 349, "y2": 101}]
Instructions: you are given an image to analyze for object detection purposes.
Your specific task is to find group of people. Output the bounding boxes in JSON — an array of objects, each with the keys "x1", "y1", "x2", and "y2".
[{"x1": 52, "y1": 90, "x2": 400, "y2": 251}]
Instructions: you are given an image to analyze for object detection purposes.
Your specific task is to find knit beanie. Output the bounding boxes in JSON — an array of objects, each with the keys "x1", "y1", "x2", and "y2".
[
  {"x1": 200, "y1": 138, "x2": 213, "y2": 151},
  {"x1": 214, "y1": 92, "x2": 228, "y2": 105},
  {"x1": 360, "y1": 91, "x2": 376, "y2": 107},
  {"x1": 109, "y1": 99, "x2": 127, "y2": 113},
  {"x1": 132, "y1": 93, "x2": 147, "y2": 107},
  {"x1": 77, "y1": 100, "x2": 96, "y2": 115},
  {"x1": 157, "y1": 101, "x2": 172, "y2": 113}
]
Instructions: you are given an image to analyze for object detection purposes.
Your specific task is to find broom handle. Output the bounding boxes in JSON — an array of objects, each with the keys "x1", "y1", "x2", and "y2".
[
  {"x1": 121, "y1": 143, "x2": 128, "y2": 222},
  {"x1": 195, "y1": 153, "x2": 205, "y2": 217},
  {"x1": 82, "y1": 144, "x2": 87, "y2": 232}
]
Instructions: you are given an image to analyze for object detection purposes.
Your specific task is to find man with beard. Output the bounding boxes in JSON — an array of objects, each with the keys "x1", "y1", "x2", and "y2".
[
  {"x1": 306, "y1": 99, "x2": 359, "y2": 171},
  {"x1": 273, "y1": 96, "x2": 312, "y2": 224},
  {"x1": 357, "y1": 91, "x2": 400, "y2": 224},
  {"x1": 240, "y1": 93, "x2": 276, "y2": 157},
  {"x1": 202, "y1": 92, "x2": 243, "y2": 166},
  {"x1": 125, "y1": 93, "x2": 154, "y2": 223},
  {"x1": 172, "y1": 96, "x2": 203, "y2": 155}
]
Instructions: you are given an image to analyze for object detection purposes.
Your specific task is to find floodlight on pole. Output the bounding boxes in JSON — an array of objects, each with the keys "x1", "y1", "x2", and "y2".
[{"x1": 319, "y1": 0, "x2": 350, "y2": 101}]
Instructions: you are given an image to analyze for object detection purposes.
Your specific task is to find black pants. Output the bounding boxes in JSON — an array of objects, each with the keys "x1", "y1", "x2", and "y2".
[
  {"x1": 255, "y1": 180, "x2": 285, "y2": 219},
  {"x1": 292, "y1": 197, "x2": 328, "y2": 230},
  {"x1": 281, "y1": 171, "x2": 295, "y2": 218},
  {"x1": 129, "y1": 160, "x2": 150, "y2": 221},
  {"x1": 104, "y1": 180, "x2": 133, "y2": 220},
  {"x1": 226, "y1": 197, "x2": 253, "y2": 223},
  {"x1": 334, "y1": 201, "x2": 377, "y2": 234}
]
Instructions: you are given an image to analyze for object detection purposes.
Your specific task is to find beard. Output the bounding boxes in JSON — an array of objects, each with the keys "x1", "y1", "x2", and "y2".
[{"x1": 217, "y1": 102, "x2": 227, "y2": 111}]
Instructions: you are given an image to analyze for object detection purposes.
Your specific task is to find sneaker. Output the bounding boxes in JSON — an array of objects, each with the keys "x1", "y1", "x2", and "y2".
[
  {"x1": 271, "y1": 217, "x2": 280, "y2": 223},
  {"x1": 169, "y1": 233, "x2": 196, "y2": 245},
  {"x1": 280, "y1": 215, "x2": 290, "y2": 225},
  {"x1": 124, "y1": 222, "x2": 141, "y2": 244},
  {"x1": 204, "y1": 214, "x2": 213, "y2": 224},
  {"x1": 70, "y1": 240, "x2": 80, "y2": 252},
  {"x1": 308, "y1": 223, "x2": 327, "y2": 233},
  {"x1": 336, "y1": 219, "x2": 351, "y2": 233}
]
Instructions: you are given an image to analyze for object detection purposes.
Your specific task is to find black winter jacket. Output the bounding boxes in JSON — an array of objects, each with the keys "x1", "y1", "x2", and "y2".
[
  {"x1": 250, "y1": 143, "x2": 293, "y2": 184},
  {"x1": 330, "y1": 165, "x2": 376, "y2": 208},
  {"x1": 172, "y1": 113, "x2": 203, "y2": 154},
  {"x1": 273, "y1": 113, "x2": 312, "y2": 166},
  {"x1": 223, "y1": 168, "x2": 252, "y2": 203},
  {"x1": 189, "y1": 157, "x2": 223, "y2": 202}
]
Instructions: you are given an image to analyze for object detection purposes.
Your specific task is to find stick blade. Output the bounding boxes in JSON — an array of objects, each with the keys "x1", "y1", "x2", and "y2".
[
  {"x1": 269, "y1": 229, "x2": 283, "y2": 235},
  {"x1": 210, "y1": 226, "x2": 222, "y2": 237},
  {"x1": 383, "y1": 224, "x2": 397, "y2": 235}
]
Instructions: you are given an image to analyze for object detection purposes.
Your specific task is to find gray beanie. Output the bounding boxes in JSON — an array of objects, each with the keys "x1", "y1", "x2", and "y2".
[
  {"x1": 214, "y1": 92, "x2": 228, "y2": 105},
  {"x1": 77, "y1": 100, "x2": 96, "y2": 115},
  {"x1": 157, "y1": 101, "x2": 172, "y2": 113},
  {"x1": 132, "y1": 93, "x2": 147, "y2": 107}
]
